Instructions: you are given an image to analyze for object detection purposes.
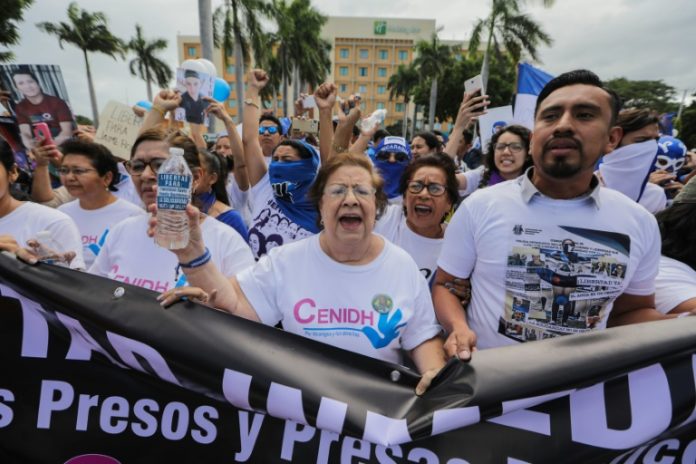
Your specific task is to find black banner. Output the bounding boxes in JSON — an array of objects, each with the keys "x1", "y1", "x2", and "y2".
[{"x1": 0, "y1": 254, "x2": 695, "y2": 463}]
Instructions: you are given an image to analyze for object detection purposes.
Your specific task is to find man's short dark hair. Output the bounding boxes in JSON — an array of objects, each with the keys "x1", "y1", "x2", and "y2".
[
  {"x1": 0, "y1": 140, "x2": 15, "y2": 172},
  {"x1": 373, "y1": 129, "x2": 390, "y2": 143},
  {"x1": 11, "y1": 66, "x2": 39, "y2": 84},
  {"x1": 534, "y1": 69, "x2": 622, "y2": 125},
  {"x1": 259, "y1": 114, "x2": 282, "y2": 132},
  {"x1": 462, "y1": 129, "x2": 474, "y2": 144}
]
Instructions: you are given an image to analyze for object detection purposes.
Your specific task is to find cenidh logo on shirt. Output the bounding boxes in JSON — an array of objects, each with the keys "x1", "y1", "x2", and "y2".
[{"x1": 293, "y1": 295, "x2": 405, "y2": 349}]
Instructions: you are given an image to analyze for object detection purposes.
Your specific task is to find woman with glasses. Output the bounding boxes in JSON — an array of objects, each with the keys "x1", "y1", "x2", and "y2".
[
  {"x1": 88, "y1": 129, "x2": 254, "y2": 292},
  {"x1": 242, "y1": 70, "x2": 321, "y2": 259},
  {"x1": 157, "y1": 152, "x2": 447, "y2": 395},
  {"x1": 56, "y1": 141, "x2": 143, "y2": 268},
  {"x1": 0, "y1": 140, "x2": 85, "y2": 269},
  {"x1": 458, "y1": 125, "x2": 533, "y2": 197},
  {"x1": 375, "y1": 155, "x2": 459, "y2": 282}
]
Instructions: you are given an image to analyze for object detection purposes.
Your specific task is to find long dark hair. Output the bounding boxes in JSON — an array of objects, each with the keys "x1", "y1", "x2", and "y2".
[
  {"x1": 479, "y1": 124, "x2": 532, "y2": 188},
  {"x1": 656, "y1": 203, "x2": 696, "y2": 271},
  {"x1": 199, "y1": 149, "x2": 230, "y2": 205}
]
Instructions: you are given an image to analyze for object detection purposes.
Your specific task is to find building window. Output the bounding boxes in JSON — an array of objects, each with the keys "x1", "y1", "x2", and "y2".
[
  {"x1": 358, "y1": 85, "x2": 366, "y2": 93},
  {"x1": 358, "y1": 67, "x2": 368, "y2": 77},
  {"x1": 340, "y1": 48, "x2": 349, "y2": 59},
  {"x1": 187, "y1": 47, "x2": 196, "y2": 57},
  {"x1": 339, "y1": 66, "x2": 349, "y2": 76},
  {"x1": 378, "y1": 67, "x2": 387, "y2": 77},
  {"x1": 359, "y1": 49, "x2": 369, "y2": 59},
  {"x1": 340, "y1": 84, "x2": 347, "y2": 92},
  {"x1": 379, "y1": 49, "x2": 388, "y2": 60},
  {"x1": 398, "y1": 50, "x2": 408, "y2": 61},
  {"x1": 395, "y1": 103, "x2": 404, "y2": 112},
  {"x1": 226, "y1": 65, "x2": 235, "y2": 75},
  {"x1": 377, "y1": 85, "x2": 385, "y2": 94},
  {"x1": 377, "y1": 102, "x2": 386, "y2": 110}
]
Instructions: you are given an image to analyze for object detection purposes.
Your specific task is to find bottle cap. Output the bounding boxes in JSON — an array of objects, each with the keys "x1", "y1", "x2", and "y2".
[{"x1": 169, "y1": 147, "x2": 184, "y2": 157}]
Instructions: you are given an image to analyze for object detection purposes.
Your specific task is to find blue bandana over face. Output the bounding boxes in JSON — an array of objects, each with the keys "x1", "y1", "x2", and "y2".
[
  {"x1": 372, "y1": 136, "x2": 411, "y2": 199},
  {"x1": 268, "y1": 142, "x2": 320, "y2": 233}
]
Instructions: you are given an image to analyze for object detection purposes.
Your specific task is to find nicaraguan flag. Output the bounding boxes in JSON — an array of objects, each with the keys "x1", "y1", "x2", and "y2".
[{"x1": 513, "y1": 62, "x2": 554, "y2": 130}]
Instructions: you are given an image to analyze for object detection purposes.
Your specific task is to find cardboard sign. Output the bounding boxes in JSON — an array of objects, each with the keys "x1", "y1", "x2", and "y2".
[{"x1": 94, "y1": 101, "x2": 144, "y2": 160}]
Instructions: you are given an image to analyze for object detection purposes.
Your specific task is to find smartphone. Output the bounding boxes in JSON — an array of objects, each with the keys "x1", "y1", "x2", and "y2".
[
  {"x1": 33, "y1": 122, "x2": 54, "y2": 145},
  {"x1": 302, "y1": 95, "x2": 316, "y2": 109},
  {"x1": 291, "y1": 118, "x2": 319, "y2": 134},
  {"x1": 464, "y1": 74, "x2": 485, "y2": 95}
]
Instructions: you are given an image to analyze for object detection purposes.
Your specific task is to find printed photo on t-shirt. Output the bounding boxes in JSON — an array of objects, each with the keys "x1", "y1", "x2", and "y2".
[
  {"x1": 248, "y1": 203, "x2": 311, "y2": 259},
  {"x1": 500, "y1": 224, "x2": 630, "y2": 342}
]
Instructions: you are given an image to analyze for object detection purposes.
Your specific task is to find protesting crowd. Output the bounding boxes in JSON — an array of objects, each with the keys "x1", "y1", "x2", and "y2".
[{"x1": 1, "y1": 61, "x2": 696, "y2": 396}]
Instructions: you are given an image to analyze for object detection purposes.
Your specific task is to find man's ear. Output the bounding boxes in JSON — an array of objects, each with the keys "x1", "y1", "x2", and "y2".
[{"x1": 605, "y1": 126, "x2": 623, "y2": 153}]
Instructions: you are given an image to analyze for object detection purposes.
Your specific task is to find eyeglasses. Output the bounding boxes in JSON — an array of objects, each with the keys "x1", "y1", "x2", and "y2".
[
  {"x1": 494, "y1": 142, "x2": 524, "y2": 153},
  {"x1": 57, "y1": 166, "x2": 97, "y2": 176},
  {"x1": 375, "y1": 151, "x2": 409, "y2": 163},
  {"x1": 324, "y1": 183, "x2": 375, "y2": 199},
  {"x1": 259, "y1": 126, "x2": 279, "y2": 135},
  {"x1": 125, "y1": 158, "x2": 167, "y2": 176},
  {"x1": 407, "y1": 181, "x2": 446, "y2": 196}
]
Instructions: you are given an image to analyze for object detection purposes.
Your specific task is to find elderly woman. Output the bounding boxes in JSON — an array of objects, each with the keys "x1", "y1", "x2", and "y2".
[
  {"x1": 89, "y1": 129, "x2": 254, "y2": 292},
  {"x1": 157, "y1": 152, "x2": 447, "y2": 394},
  {"x1": 57, "y1": 140, "x2": 143, "y2": 268}
]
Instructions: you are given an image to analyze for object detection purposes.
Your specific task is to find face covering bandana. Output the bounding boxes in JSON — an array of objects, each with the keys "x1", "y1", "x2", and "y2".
[
  {"x1": 598, "y1": 139, "x2": 658, "y2": 203},
  {"x1": 268, "y1": 142, "x2": 320, "y2": 233},
  {"x1": 373, "y1": 159, "x2": 407, "y2": 199}
]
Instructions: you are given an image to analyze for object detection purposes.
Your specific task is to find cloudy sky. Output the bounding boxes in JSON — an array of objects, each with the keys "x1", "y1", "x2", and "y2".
[{"x1": 7, "y1": 0, "x2": 696, "y2": 119}]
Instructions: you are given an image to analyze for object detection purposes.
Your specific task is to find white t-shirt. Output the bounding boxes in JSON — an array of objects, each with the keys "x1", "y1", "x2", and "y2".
[
  {"x1": 375, "y1": 204, "x2": 443, "y2": 283},
  {"x1": 655, "y1": 256, "x2": 696, "y2": 314},
  {"x1": 246, "y1": 173, "x2": 313, "y2": 259},
  {"x1": 88, "y1": 214, "x2": 254, "y2": 292},
  {"x1": 438, "y1": 172, "x2": 661, "y2": 350},
  {"x1": 237, "y1": 234, "x2": 442, "y2": 365},
  {"x1": 459, "y1": 166, "x2": 484, "y2": 197},
  {"x1": 58, "y1": 198, "x2": 144, "y2": 268},
  {"x1": 639, "y1": 183, "x2": 667, "y2": 214},
  {"x1": 0, "y1": 201, "x2": 85, "y2": 270},
  {"x1": 226, "y1": 176, "x2": 252, "y2": 225}
]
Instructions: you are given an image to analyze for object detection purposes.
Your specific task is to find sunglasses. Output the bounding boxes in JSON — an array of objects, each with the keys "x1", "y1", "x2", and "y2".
[
  {"x1": 375, "y1": 151, "x2": 409, "y2": 163},
  {"x1": 259, "y1": 126, "x2": 279, "y2": 135},
  {"x1": 407, "y1": 181, "x2": 446, "y2": 196},
  {"x1": 125, "y1": 158, "x2": 167, "y2": 175}
]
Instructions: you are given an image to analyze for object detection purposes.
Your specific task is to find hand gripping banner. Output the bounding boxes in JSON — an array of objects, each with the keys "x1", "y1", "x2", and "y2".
[{"x1": 0, "y1": 254, "x2": 695, "y2": 463}]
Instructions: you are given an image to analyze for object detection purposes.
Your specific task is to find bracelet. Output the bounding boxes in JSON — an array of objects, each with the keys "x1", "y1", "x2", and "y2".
[
  {"x1": 152, "y1": 104, "x2": 167, "y2": 117},
  {"x1": 244, "y1": 99, "x2": 260, "y2": 109},
  {"x1": 179, "y1": 247, "x2": 211, "y2": 269}
]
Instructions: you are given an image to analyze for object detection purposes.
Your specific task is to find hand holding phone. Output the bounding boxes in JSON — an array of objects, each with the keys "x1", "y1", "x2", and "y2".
[
  {"x1": 464, "y1": 74, "x2": 485, "y2": 95},
  {"x1": 33, "y1": 122, "x2": 54, "y2": 146}
]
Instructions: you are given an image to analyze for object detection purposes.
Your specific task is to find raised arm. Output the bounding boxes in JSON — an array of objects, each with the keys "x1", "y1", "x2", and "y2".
[
  {"x1": 443, "y1": 91, "x2": 489, "y2": 159},
  {"x1": 29, "y1": 141, "x2": 62, "y2": 203},
  {"x1": 242, "y1": 69, "x2": 269, "y2": 187},
  {"x1": 313, "y1": 83, "x2": 337, "y2": 164},
  {"x1": 331, "y1": 106, "x2": 362, "y2": 157},
  {"x1": 205, "y1": 97, "x2": 249, "y2": 192},
  {"x1": 139, "y1": 89, "x2": 182, "y2": 135}
]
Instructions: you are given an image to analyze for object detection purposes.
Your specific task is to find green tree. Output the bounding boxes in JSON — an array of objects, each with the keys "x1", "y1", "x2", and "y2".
[
  {"x1": 469, "y1": 0, "x2": 553, "y2": 87},
  {"x1": 0, "y1": 0, "x2": 34, "y2": 62},
  {"x1": 605, "y1": 78, "x2": 678, "y2": 114},
  {"x1": 37, "y1": 2, "x2": 125, "y2": 126},
  {"x1": 127, "y1": 24, "x2": 172, "y2": 102},
  {"x1": 388, "y1": 64, "x2": 419, "y2": 138},
  {"x1": 213, "y1": 0, "x2": 269, "y2": 121},
  {"x1": 254, "y1": 31, "x2": 283, "y2": 113},
  {"x1": 413, "y1": 34, "x2": 454, "y2": 130},
  {"x1": 677, "y1": 96, "x2": 696, "y2": 149}
]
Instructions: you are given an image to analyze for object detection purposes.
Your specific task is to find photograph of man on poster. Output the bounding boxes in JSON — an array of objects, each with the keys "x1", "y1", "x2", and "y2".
[{"x1": 0, "y1": 64, "x2": 75, "y2": 151}]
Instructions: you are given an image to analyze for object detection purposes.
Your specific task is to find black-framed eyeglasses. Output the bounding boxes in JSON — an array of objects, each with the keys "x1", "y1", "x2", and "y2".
[
  {"x1": 125, "y1": 158, "x2": 167, "y2": 176},
  {"x1": 494, "y1": 142, "x2": 524, "y2": 153},
  {"x1": 407, "y1": 181, "x2": 446, "y2": 196},
  {"x1": 57, "y1": 166, "x2": 97, "y2": 176},
  {"x1": 259, "y1": 126, "x2": 279, "y2": 135},
  {"x1": 375, "y1": 151, "x2": 409, "y2": 163}
]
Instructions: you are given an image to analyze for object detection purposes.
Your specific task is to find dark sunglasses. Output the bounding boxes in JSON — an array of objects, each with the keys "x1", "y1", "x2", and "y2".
[
  {"x1": 259, "y1": 126, "x2": 279, "y2": 135},
  {"x1": 375, "y1": 151, "x2": 409, "y2": 163},
  {"x1": 407, "y1": 181, "x2": 446, "y2": 196},
  {"x1": 125, "y1": 158, "x2": 167, "y2": 175}
]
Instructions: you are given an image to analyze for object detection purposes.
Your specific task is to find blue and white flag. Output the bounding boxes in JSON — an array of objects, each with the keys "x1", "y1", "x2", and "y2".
[{"x1": 513, "y1": 62, "x2": 554, "y2": 130}]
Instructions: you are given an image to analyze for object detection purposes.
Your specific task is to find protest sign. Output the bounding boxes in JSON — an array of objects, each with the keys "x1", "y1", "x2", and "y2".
[
  {"x1": 478, "y1": 105, "x2": 514, "y2": 152},
  {"x1": 94, "y1": 101, "x2": 144, "y2": 160}
]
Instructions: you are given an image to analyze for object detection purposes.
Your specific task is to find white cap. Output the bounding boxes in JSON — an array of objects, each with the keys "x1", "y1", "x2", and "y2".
[{"x1": 169, "y1": 147, "x2": 184, "y2": 157}]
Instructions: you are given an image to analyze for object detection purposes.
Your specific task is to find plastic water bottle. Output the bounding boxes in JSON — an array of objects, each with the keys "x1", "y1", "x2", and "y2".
[
  {"x1": 155, "y1": 147, "x2": 192, "y2": 250},
  {"x1": 33, "y1": 230, "x2": 71, "y2": 267},
  {"x1": 361, "y1": 109, "x2": 387, "y2": 133}
]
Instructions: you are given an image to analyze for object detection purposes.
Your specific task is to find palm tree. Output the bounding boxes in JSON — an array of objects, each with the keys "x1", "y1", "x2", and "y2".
[
  {"x1": 413, "y1": 34, "x2": 453, "y2": 130},
  {"x1": 36, "y1": 2, "x2": 125, "y2": 126},
  {"x1": 255, "y1": 32, "x2": 283, "y2": 113},
  {"x1": 127, "y1": 25, "x2": 172, "y2": 102},
  {"x1": 468, "y1": 0, "x2": 554, "y2": 87},
  {"x1": 388, "y1": 64, "x2": 419, "y2": 138},
  {"x1": 0, "y1": 0, "x2": 34, "y2": 62},
  {"x1": 213, "y1": 0, "x2": 269, "y2": 122}
]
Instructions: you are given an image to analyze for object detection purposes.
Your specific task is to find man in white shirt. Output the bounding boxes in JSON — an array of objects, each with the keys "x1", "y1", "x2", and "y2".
[{"x1": 433, "y1": 69, "x2": 679, "y2": 359}]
